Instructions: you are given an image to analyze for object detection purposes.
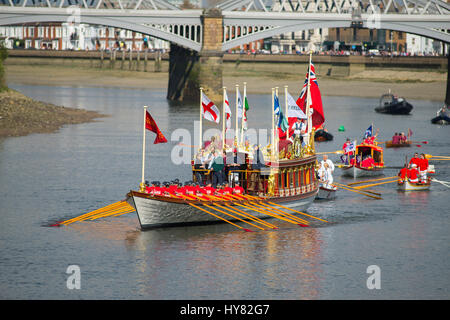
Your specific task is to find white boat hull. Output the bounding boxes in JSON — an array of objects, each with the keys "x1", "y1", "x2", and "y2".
[
  {"x1": 127, "y1": 191, "x2": 318, "y2": 229},
  {"x1": 341, "y1": 165, "x2": 384, "y2": 178},
  {"x1": 398, "y1": 180, "x2": 431, "y2": 192},
  {"x1": 315, "y1": 186, "x2": 337, "y2": 200}
]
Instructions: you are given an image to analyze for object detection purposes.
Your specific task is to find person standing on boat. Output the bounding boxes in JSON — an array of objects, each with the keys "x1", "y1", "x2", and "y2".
[
  {"x1": 292, "y1": 117, "x2": 307, "y2": 142},
  {"x1": 209, "y1": 150, "x2": 224, "y2": 188},
  {"x1": 409, "y1": 152, "x2": 420, "y2": 167},
  {"x1": 322, "y1": 162, "x2": 334, "y2": 189},
  {"x1": 341, "y1": 138, "x2": 353, "y2": 164},
  {"x1": 316, "y1": 161, "x2": 325, "y2": 181},
  {"x1": 418, "y1": 153, "x2": 429, "y2": 183},
  {"x1": 249, "y1": 144, "x2": 265, "y2": 193},
  {"x1": 321, "y1": 155, "x2": 335, "y2": 173}
]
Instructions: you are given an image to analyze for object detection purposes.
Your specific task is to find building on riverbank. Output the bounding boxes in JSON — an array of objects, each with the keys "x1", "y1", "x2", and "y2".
[{"x1": 0, "y1": 23, "x2": 170, "y2": 52}]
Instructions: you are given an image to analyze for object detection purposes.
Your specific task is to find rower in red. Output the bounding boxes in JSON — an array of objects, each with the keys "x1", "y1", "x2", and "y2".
[{"x1": 407, "y1": 164, "x2": 419, "y2": 183}]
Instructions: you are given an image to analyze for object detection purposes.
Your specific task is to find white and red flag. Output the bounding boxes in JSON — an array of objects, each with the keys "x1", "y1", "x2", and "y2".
[
  {"x1": 224, "y1": 90, "x2": 232, "y2": 130},
  {"x1": 201, "y1": 92, "x2": 220, "y2": 124}
]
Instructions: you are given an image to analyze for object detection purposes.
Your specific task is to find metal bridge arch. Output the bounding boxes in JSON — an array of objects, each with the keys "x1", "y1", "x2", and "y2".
[
  {"x1": 0, "y1": 1, "x2": 203, "y2": 51},
  {"x1": 220, "y1": 0, "x2": 450, "y2": 51}
]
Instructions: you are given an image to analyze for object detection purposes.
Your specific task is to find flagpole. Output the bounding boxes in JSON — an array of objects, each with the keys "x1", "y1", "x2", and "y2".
[
  {"x1": 140, "y1": 105, "x2": 148, "y2": 191},
  {"x1": 235, "y1": 84, "x2": 239, "y2": 148},
  {"x1": 241, "y1": 82, "x2": 247, "y2": 147},
  {"x1": 306, "y1": 51, "x2": 312, "y2": 145},
  {"x1": 271, "y1": 88, "x2": 275, "y2": 161},
  {"x1": 199, "y1": 87, "x2": 203, "y2": 152},
  {"x1": 275, "y1": 86, "x2": 279, "y2": 162},
  {"x1": 284, "y1": 85, "x2": 288, "y2": 119},
  {"x1": 222, "y1": 86, "x2": 226, "y2": 152}
]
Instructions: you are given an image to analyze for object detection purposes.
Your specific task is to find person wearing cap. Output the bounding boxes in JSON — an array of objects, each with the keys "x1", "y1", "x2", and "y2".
[
  {"x1": 222, "y1": 182, "x2": 233, "y2": 195},
  {"x1": 232, "y1": 182, "x2": 245, "y2": 195},
  {"x1": 407, "y1": 164, "x2": 419, "y2": 183},
  {"x1": 144, "y1": 180, "x2": 152, "y2": 194},
  {"x1": 152, "y1": 182, "x2": 163, "y2": 196},
  {"x1": 201, "y1": 183, "x2": 215, "y2": 196}
]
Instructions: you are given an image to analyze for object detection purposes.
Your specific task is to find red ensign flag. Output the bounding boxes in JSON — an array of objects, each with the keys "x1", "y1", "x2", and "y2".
[{"x1": 145, "y1": 111, "x2": 167, "y2": 144}]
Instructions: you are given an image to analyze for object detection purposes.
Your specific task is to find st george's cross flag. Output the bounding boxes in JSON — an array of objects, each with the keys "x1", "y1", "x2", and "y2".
[
  {"x1": 201, "y1": 92, "x2": 220, "y2": 124},
  {"x1": 224, "y1": 89, "x2": 232, "y2": 130},
  {"x1": 145, "y1": 110, "x2": 168, "y2": 144}
]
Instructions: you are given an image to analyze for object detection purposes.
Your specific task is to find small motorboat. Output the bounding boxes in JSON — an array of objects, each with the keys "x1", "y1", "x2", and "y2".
[
  {"x1": 431, "y1": 106, "x2": 450, "y2": 125},
  {"x1": 315, "y1": 129, "x2": 333, "y2": 142},
  {"x1": 375, "y1": 93, "x2": 413, "y2": 115},
  {"x1": 398, "y1": 178, "x2": 431, "y2": 192},
  {"x1": 315, "y1": 185, "x2": 337, "y2": 200}
]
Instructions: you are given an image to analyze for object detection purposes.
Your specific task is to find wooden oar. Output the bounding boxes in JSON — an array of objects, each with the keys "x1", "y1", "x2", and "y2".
[
  {"x1": 188, "y1": 203, "x2": 253, "y2": 232},
  {"x1": 333, "y1": 182, "x2": 382, "y2": 197},
  {"x1": 266, "y1": 201, "x2": 330, "y2": 223},
  {"x1": 203, "y1": 204, "x2": 265, "y2": 231},
  {"x1": 60, "y1": 201, "x2": 127, "y2": 226},
  {"x1": 252, "y1": 202, "x2": 309, "y2": 226},
  {"x1": 347, "y1": 176, "x2": 398, "y2": 186},
  {"x1": 235, "y1": 202, "x2": 304, "y2": 226},
  {"x1": 425, "y1": 154, "x2": 450, "y2": 160},
  {"x1": 316, "y1": 150, "x2": 344, "y2": 155},
  {"x1": 199, "y1": 194, "x2": 279, "y2": 230},
  {"x1": 331, "y1": 184, "x2": 383, "y2": 200},
  {"x1": 353, "y1": 179, "x2": 398, "y2": 190},
  {"x1": 218, "y1": 204, "x2": 278, "y2": 229},
  {"x1": 431, "y1": 178, "x2": 450, "y2": 188}
]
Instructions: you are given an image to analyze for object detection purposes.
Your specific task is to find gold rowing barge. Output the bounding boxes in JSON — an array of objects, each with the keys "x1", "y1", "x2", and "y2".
[{"x1": 127, "y1": 151, "x2": 319, "y2": 229}]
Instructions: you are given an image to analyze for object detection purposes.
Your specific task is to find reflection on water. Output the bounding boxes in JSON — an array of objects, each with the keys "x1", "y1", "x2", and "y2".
[{"x1": 0, "y1": 84, "x2": 449, "y2": 299}]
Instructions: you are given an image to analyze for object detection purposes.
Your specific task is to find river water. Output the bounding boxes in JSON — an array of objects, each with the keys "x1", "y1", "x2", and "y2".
[{"x1": 0, "y1": 84, "x2": 449, "y2": 300}]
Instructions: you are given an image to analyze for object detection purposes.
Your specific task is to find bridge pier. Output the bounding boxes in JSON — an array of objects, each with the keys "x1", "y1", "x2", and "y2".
[{"x1": 167, "y1": 9, "x2": 223, "y2": 103}]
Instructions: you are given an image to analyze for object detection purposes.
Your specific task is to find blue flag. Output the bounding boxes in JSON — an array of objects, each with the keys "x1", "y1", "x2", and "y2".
[
  {"x1": 274, "y1": 94, "x2": 280, "y2": 116},
  {"x1": 364, "y1": 125, "x2": 373, "y2": 138}
]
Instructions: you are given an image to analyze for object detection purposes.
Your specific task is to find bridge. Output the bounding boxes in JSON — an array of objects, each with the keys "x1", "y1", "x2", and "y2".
[{"x1": 0, "y1": 0, "x2": 449, "y2": 102}]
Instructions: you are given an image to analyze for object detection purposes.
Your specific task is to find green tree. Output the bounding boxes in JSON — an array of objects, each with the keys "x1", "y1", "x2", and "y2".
[{"x1": 0, "y1": 43, "x2": 8, "y2": 91}]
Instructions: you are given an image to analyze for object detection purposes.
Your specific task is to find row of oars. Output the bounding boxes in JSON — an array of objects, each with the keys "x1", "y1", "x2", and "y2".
[
  {"x1": 426, "y1": 154, "x2": 450, "y2": 161},
  {"x1": 53, "y1": 200, "x2": 135, "y2": 226},
  {"x1": 331, "y1": 176, "x2": 400, "y2": 200},
  {"x1": 332, "y1": 182, "x2": 383, "y2": 200},
  {"x1": 175, "y1": 193, "x2": 329, "y2": 232}
]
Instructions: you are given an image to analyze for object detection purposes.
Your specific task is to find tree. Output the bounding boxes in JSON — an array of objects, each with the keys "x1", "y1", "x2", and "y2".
[{"x1": 0, "y1": 43, "x2": 9, "y2": 91}]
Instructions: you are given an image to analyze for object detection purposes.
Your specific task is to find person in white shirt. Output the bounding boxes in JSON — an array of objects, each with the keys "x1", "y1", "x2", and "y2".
[
  {"x1": 321, "y1": 155, "x2": 335, "y2": 173},
  {"x1": 322, "y1": 162, "x2": 334, "y2": 189}
]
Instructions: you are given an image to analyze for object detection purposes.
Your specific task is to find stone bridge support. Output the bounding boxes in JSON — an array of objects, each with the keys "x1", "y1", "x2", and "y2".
[{"x1": 167, "y1": 9, "x2": 223, "y2": 103}]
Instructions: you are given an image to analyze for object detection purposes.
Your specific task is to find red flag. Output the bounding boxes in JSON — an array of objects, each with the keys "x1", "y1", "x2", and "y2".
[
  {"x1": 296, "y1": 62, "x2": 325, "y2": 129},
  {"x1": 145, "y1": 111, "x2": 167, "y2": 144}
]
